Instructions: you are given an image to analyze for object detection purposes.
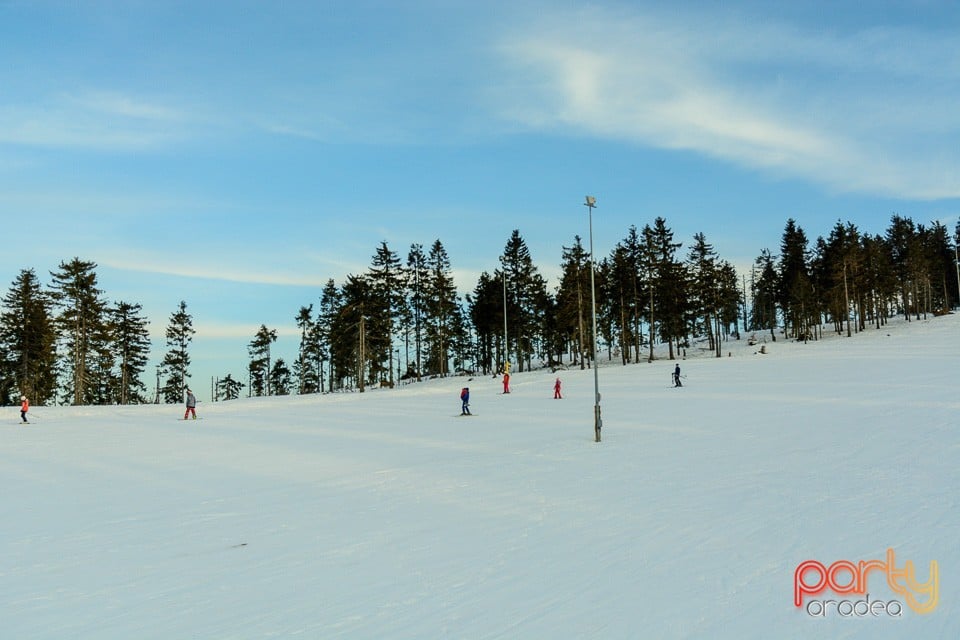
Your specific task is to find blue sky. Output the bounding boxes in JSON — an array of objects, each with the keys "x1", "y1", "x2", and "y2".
[{"x1": 2, "y1": 1, "x2": 958, "y2": 397}]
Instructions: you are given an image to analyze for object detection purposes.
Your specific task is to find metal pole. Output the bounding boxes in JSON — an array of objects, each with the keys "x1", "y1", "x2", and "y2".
[
  {"x1": 586, "y1": 196, "x2": 601, "y2": 442},
  {"x1": 502, "y1": 269, "x2": 508, "y2": 369},
  {"x1": 955, "y1": 242, "x2": 960, "y2": 310}
]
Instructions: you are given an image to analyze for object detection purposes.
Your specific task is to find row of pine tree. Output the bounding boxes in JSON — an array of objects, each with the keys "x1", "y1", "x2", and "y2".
[{"x1": 2, "y1": 216, "x2": 957, "y2": 406}]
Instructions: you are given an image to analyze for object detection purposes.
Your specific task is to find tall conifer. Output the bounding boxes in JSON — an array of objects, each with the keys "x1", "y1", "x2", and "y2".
[
  {"x1": 0, "y1": 269, "x2": 57, "y2": 404},
  {"x1": 161, "y1": 300, "x2": 194, "y2": 403}
]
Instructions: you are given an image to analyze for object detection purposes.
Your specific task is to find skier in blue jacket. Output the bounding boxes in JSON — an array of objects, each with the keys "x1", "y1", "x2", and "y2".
[{"x1": 460, "y1": 387, "x2": 471, "y2": 415}]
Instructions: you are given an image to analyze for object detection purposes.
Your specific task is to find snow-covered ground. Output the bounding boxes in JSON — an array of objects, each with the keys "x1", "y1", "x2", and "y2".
[{"x1": 3, "y1": 313, "x2": 957, "y2": 639}]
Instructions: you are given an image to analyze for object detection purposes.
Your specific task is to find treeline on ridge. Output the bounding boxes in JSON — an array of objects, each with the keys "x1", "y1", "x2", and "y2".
[{"x1": 1, "y1": 215, "x2": 957, "y2": 406}]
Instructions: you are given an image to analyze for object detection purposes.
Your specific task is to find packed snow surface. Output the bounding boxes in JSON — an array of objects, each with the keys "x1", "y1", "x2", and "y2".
[{"x1": 3, "y1": 314, "x2": 957, "y2": 639}]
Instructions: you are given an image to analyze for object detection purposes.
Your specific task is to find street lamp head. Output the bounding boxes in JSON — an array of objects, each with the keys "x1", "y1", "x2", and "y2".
[{"x1": 585, "y1": 195, "x2": 596, "y2": 207}]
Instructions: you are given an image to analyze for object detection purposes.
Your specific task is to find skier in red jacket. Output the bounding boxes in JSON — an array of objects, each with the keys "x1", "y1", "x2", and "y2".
[
  {"x1": 20, "y1": 395, "x2": 29, "y2": 423},
  {"x1": 553, "y1": 378, "x2": 562, "y2": 399}
]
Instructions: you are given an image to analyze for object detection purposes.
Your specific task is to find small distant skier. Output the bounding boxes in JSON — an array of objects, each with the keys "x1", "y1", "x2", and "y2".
[
  {"x1": 184, "y1": 388, "x2": 197, "y2": 420},
  {"x1": 553, "y1": 377, "x2": 562, "y2": 399},
  {"x1": 460, "y1": 387, "x2": 471, "y2": 415},
  {"x1": 673, "y1": 364, "x2": 682, "y2": 388},
  {"x1": 20, "y1": 395, "x2": 29, "y2": 423},
  {"x1": 502, "y1": 372, "x2": 510, "y2": 394}
]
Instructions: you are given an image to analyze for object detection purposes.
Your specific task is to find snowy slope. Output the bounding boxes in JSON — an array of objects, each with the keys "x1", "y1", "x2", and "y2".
[{"x1": 3, "y1": 314, "x2": 957, "y2": 639}]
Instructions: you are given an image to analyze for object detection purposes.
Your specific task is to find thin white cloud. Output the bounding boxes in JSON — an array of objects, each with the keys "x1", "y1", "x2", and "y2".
[
  {"x1": 100, "y1": 255, "x2": 332, "y2": 287},
  {"x1": 66, "y1": 90, "x2": 184, "y2": 122},
  {"x1": 260, "y1": 122, "x2": 329, "y2": 142},
  {"x1": 0, "y1": 90, "x2": 188, "y2": 150},
  {"x1": 191, "y1": 322, "x2": 300, "y2": 340},
  {"x1": 496, "y1": 7, "x2": 960, "y2": 200},
  {"x1": 145, "y1": 320, "x2": 300, "y2": 341},
  {"x1": 0, "y1": 188, "x2": 223, "y2": 218}
]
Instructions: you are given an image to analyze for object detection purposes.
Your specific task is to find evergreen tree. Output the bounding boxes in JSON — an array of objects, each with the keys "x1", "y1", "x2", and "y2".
[
  {"x1": 777, "y1": 219, "x2": 815, "y2": 340},
  {"x1": 594, "y1": 256, "x2": 615, "y2": 362},
  {"x1": 886, "y1": 215, "x2": 920, "y2": 321},
  {"x1": 88, "y1": 319, "x2": 118, "y2": 405},
  {"x1": 813, "y1": 221, "x2": 862, "y2": 337},
  {"x1": 554, "y1": 236, "x2": 591, "y2": 369},
  {"x1": 247, "y1": 324, "x2": 278, "y2": 396},
  {"x1": 466, "y1": 271, "x2": 504, "y2": 375},
  {"x1": 49, "y1": 258, "x2": 108, "y2": 405},
  {"x1": 539, "y1": 289, "x2": 563, "y2": 369},
  {"x1": 498, "y1": 230, "x2": 549, "y2": 372},
  {"x1": 640, "y1": 224, "x2": 659, "y2": 361},
  {"x1": 327, "y1": 274, "x2": 372, "y2": 391},
  {"x1": 161, "y1": 300, "x2": 194, "y2": 403},
  {"x1": 644, "y1": 218, "x2": 686, "y2": 359},
  {"x1": 447, "y1": 301, "x2": 474, "y2": 374},
  {"x1": 859, "y1": 233, "x2": 897, "y2": 328},
  {"x1": 606, "y1": 227, "x2": 645, "y2": 365},
  {"x1": 912, "y1": 223, "x2": 935, "y2": 319},
  {"x1": 111, "y1": 301, "x2": 151, "y2": 404},
  {"x1": 716, "y1": 260, "x2": 742, "y2": 349},
  {"x1": 686, "y1": 232, "x2": 720, "y2": 352},
  {"x1": 317, "y1": 279, "x2": 342, "y2": 392},
  {"x1": 423, "y1": 240, "x2": 461, "y2": 376},
  {"x1": 0, "y1": 269, "x2": 58, "y2": 404},
  {"x1": 606, "y1": 245, "x2": 633, "y2": 365},
  {"x1": 368, "y1": 242, "x2": 405, "y2": 386},
  {"x1": 924, "y1": 222, "x2": 955, "y2": 314},
  {"x1": 751, "y1": 249, "x2": 779, "y2": 339},
  {"x1": 295, "y1": 305, "x2": 323, "y2": 394},
  {"x1": 955, "y1": 223, "x2": 960, "y2": 310},
  {"x1": 405, "y1": 244, "x2": 428, "y2": 381},
  {"x1": 620, "y1": 226, "x2": 645, "y2": 363},
  {"x1": 269, "y1": 357, "x2": 292, "y2": 396},
  {"x1": 216, "y1": 373, "x2": 245, "y2": 400}
]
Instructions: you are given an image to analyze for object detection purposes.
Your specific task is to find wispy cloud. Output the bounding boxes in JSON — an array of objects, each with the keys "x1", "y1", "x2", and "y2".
[
  {"x1": 98, "y1": 248, "x2": 366, "y2": 288},
  {"x1": 496, "y1": 7, "x2": 960, "y2": 200},
  {"x1": 145, "y1": 320, "x2": 301, "y2": 341},
  {"x1": 0, "y1": 89, "x2": 189, "y2": 150},
  {"x1": 190, "y1": 322, "x2": 301, "y2": 340},
  {"x1": 101, "y1": 256, "x2": 331, "y2": 287},
  {"x1": 67, "y1": 90, "x2": 184, "y2": 122},
  {"x1": 260, "y1": 122, "x2": 330, "y2": 142}
]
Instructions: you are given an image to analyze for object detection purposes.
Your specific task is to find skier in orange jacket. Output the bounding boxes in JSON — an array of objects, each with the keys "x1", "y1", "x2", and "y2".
[{"x1": 20, "y1": 395, "x2": 29, "y2": 423}]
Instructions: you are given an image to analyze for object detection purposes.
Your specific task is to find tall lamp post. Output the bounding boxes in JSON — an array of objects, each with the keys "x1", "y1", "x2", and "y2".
[
  {"x1": 954, "y1": 240, "x2": 960, "y2": 310},
  {"x1": 585, "y1": 195, "x2": 602, "y2": 442},
  {"x1": 502, "y1": 268, "x2": 508, "y2": 371}
]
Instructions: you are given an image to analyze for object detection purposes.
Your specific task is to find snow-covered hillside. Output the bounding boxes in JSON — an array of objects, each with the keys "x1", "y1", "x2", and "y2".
[{"x1": 3, "y1": 313, "x2": 957, "y2": 639}]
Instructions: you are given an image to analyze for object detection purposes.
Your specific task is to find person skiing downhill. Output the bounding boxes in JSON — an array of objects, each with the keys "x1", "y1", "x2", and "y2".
[
  {"x1": 460, "y1": 387, "x2": 471, "y2": 415},
  {"x1": 20, "y1": 395, "x2": 29, "y2": 423},
  {"x1": 184, "y1": 388, "x2": 197, "y2": 420},
  {"x1": 554, "y1": 378, "x2": 562, "y2": 399},
  {"x1": 673, "y1": 364, "x2": 682, "y2": 388}
]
